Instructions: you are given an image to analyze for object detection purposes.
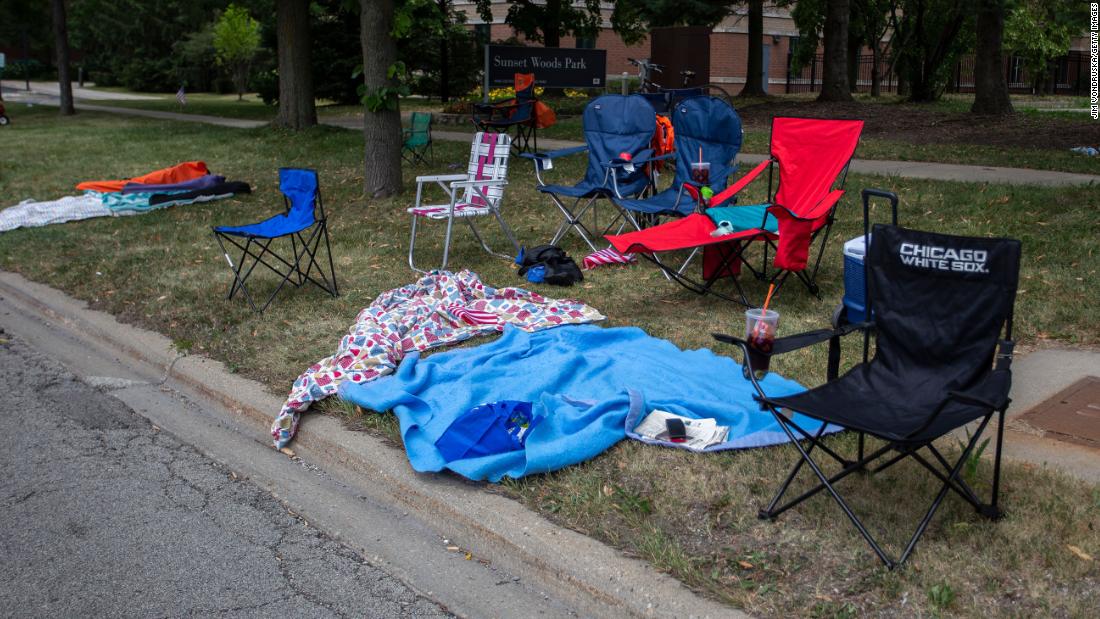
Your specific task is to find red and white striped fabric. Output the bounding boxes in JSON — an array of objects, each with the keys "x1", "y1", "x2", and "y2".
[
  {"x1": 582, "y1": 248, "x2": 636, "y2": 270},
  {"x1": 445, "y1": 303, "x2": 501, "y2": 326},
  {"x1": 409, "y1": 203, "x2": 492, "y2": 219}
]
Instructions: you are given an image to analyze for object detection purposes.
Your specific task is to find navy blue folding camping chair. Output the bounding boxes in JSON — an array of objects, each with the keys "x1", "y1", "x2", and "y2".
[
  {"x1": 212, "y1": 168, "x2": 338, "y2": 313},
  {"x1": 520, "y1": 94, "x2": 657, "y2": 252},
  {"x1": 615, "y1": 95, "x2": 743, "y2": 227}
]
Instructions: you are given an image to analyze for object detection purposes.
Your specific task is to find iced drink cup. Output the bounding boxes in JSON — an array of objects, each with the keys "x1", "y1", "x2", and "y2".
[
  {"x1": 690, "y1": 161, "x2": 711, "y2": 185},
  {"x1": 744, "y1": 308, "x2": 779, "y2": 379}
]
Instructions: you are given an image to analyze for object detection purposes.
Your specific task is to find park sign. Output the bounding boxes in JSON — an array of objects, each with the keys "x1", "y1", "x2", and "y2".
[{"x1": 484, "y1": 45, "x2": 606, "y2": 92}]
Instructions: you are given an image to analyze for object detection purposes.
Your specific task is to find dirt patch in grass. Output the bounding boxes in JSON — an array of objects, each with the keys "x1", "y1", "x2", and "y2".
[
  {"x1": 736, "y1": 98, "x2": 1100, "y2": 152},
  {"x1": 1, "y1": 106, "x2": 1098, "y2": 617}
]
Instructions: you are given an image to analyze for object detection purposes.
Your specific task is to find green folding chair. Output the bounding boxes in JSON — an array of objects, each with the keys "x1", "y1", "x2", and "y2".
[{"x1": 402, "y1": 112, "x2": 434, "y2": 165}]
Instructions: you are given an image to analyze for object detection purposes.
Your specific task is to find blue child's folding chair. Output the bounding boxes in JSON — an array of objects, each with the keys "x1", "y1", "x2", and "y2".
[
  {"x1": 614, "y1": 95, "x2": 743, "y2": 227},
  {"x1": 520, "y1": 94, "x2": 657, "y2": 251},
  {"x1": 212, "y1": 168, "x2": 338, "y2": 313}
]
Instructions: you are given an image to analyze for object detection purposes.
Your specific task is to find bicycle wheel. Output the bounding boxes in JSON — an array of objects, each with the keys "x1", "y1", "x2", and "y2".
[{"x1": 698, "y1": 83, "x2": 735, "y2": 108}]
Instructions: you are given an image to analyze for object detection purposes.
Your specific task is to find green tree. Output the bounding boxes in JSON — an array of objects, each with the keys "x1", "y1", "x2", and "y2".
[
  {"x1": 889, "y1": 0, "x2": 971, "y2": 102},
  {"x1": 610, "y1": 1, "x2": 733, "y2": 44},
  {"x1": 214, "y1": 4, "x2": 262, "y2": 100},
  {"x1": 475, "y1": 0, "x2": 601, "y2": 48},
  {"x1": 1005, "y1": 0, "x2": 1088, "y2": 94}
]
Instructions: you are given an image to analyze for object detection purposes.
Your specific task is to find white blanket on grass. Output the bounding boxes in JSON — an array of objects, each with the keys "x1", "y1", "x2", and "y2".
[{"x1": 0, "y1": 195, "x2": 134, "y2": 233}]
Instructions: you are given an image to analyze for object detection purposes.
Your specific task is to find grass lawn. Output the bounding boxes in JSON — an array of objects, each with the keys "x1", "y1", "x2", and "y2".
[{"x1": 1, "y1": 104, "x2": 1098, "y2": 617}]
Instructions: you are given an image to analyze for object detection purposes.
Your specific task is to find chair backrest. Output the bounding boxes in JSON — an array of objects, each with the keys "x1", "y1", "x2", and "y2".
[
  {"x1": 515, "y1": 73, "x2": 536, "y2": 101},
  {"x1": 463, "y1": 132, "x2": 511, "y2": 208},
  {"x1": 581, "y1": 94, "x2": 657, "y2": 196},
  {"x1": 867, "y1": 225, "x2": 1021, "y2": 393},
  {"x1": 279, "y1": 167, "x2": 320, "y2": 226},
  {"x1": 670, "y1": 96, "x2": 743, "y2": 194},
  {"x1": 771, "y1": 117, "x2": 863, "y2": 216},
  {"x1": 407, "y1": 112, "x2": 431, "y2": 146}
]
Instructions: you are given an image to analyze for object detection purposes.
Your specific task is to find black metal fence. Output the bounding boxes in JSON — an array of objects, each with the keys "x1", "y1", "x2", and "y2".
[
  {"x1": 785, "y1": 54, "x2": 897, "y2": 94},
  {"x1": 785, "y1": 52, "x2": 1089, "y2": 96}
]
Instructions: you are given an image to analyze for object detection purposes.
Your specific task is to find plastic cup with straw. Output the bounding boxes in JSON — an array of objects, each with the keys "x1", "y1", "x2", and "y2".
[
  {"x1": 744, "y1": 284, "x2": 779, "y2": 379},
  {"x1": 690, "y1": 146, "x2": 710, "y2": 185}
]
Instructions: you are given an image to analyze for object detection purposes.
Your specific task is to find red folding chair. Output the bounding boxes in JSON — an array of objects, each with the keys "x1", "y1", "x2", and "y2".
[{"x1": 607, "y1": 117, "x2": 863, "y2": 306}]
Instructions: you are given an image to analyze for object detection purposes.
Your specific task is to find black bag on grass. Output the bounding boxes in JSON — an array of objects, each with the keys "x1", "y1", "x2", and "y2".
[{"x1": 516, "y1": 245, "x2": 584, "y2": 286}]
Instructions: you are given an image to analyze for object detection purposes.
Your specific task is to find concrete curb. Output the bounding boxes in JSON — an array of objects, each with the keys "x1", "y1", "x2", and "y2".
[{"x1": 0, "y1": 270, "x2": 743, "y2": 619}]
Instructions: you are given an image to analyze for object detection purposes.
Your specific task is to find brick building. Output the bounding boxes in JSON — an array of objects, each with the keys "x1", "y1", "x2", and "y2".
[{"x1": 457, "y1": 1, "x2": 806, "y2": 93}]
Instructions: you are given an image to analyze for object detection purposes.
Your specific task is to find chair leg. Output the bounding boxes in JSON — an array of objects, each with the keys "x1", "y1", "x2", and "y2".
[
  {"x1": 768, "y1": 411, "x2": 897, "y2": 568},
  {"x1": 765, "y1": 410, "x2": 999, "y2": 569},
  {"x1": 441, "y1": 211, "x2": 457, "y2": 270},
  {"x1": 988, "y1": 407, "x2": 1007, "y2": 519},
  {"x1": 548, "y1": 194, "x2": 601, "y2": 251},
  {"x1": 408, "y1": 214, "x2": 425, "y2": 273}
]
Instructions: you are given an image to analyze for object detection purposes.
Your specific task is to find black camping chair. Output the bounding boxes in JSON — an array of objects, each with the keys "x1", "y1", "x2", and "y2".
[
  {"x1": 212, "y1": 168, "x2": 339, "y2": 313},
  {"x1": 714, "y1": 214, "x2": 1021, "y2": 569}
]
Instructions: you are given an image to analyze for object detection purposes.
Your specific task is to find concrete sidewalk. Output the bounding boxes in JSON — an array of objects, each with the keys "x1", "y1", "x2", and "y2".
[{"x1": 7, "y1": 86, "x2": 1100, "y2": 187}]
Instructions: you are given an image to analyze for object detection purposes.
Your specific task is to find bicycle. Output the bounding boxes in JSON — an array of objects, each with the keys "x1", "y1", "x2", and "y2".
[{"x1": 626, "y1": 58, "x2": 734, "y2": 111}]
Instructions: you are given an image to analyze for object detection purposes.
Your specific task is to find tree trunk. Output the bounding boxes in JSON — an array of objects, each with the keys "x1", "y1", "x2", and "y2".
[
  {"x1": 971, "y1": 0, "x2": 1012, "y2": 114},
  {"x1": 439, "y1": 0, "x2": 450, "y2": 103},
  {"x1": 870, "y1": 42, "x2": 881, "y2": 97},
  {"x1": 740, "y1": 0, "x2": 766, "y2": 97},
  {"x1": 275, "y1": 0, "x2": 317, "y2": 129},
  {"x1": 51, "y1": 0, "x2": 74, "y2": 116},
  {"x1": 818, "y1": 0, "x2": 853, "y2": 102},
  {"x1": 543, "y1": 0, "x2": 561, "y2": 48},
  {"x1": 360, "y1": 0, "x2": 403, "y2": 199},
  {"x1": 847, "y1": 36, "x2": 860, "y2": 93}
]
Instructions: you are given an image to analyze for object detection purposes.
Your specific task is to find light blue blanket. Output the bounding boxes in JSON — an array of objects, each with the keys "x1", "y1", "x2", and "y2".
[{"x1": 339, "y1": 324, "x2": 832, "y2": 482}]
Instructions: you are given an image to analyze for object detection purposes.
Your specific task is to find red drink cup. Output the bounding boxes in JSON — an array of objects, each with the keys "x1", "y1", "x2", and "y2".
[{"x1": 744, "y1": 308, "x2": 779, "y2": 379}]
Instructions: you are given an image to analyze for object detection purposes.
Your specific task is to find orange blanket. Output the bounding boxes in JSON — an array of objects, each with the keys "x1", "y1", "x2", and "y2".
[{"x1": 76, "y1": 161, "x2": 209, "y2": 193}]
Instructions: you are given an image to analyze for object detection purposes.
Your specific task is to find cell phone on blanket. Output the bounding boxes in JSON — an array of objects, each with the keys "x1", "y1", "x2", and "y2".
[{"x1": 666, "y1": 418, "x2": 687, "y2": 443}]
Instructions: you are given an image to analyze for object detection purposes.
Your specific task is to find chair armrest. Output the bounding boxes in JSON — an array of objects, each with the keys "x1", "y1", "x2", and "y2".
[
  {"x1": 708, "y1": 159, "x2": 772, "y2": 207},
  {"x1": 623, "y1": 151, "x2": 675, "y2": 167},
  {"x1": 712, "y1": 321, "x2": 871, "y2": 358},
  {"x1": 602, "y1": 148, "x2": 656, "y2": 169},
  {"x1": 769, "y1": 189, "x2": 845, "y2": 222},
  {"x1": 518, "y1": 145, "x2": 588, "y2": 161},
  {"x1": 449, "y1": 179, "x2": 508, "y2": 188},
  {"x1": 416, "y1": 173, "x2": 468, "y2": 183}
]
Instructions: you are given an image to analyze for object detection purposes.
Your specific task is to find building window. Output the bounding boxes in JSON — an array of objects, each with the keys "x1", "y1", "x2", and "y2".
[
  {"x1": 475, "y1": 23, "x2": 490, "y2": 44},
  {"x1": 575, "y1": 36, "x2": 596, "y2": 49}
]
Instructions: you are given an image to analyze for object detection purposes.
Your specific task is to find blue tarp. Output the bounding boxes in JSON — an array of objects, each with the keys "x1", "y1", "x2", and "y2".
[{"x1": 339, "y1": 324, "x2": 834, "y2": 482}]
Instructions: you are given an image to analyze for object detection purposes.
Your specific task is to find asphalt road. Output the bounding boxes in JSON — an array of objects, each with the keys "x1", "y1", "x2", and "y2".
[{"x1": 0, "y1": 331, "x2": 451, "y2": 618}]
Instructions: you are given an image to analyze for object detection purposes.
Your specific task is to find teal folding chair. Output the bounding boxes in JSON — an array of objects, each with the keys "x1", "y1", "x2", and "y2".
[{"x1": 402, "y1": 112, "x2": 433, "y2": 165}]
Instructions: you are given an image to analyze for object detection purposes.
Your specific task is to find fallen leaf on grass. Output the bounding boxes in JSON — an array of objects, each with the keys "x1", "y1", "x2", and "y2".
[
  {"x1": 738, "y1": 560, "x2": 754, "y2": 570},
  {"x1": 1068, "y1": 545, "x2": 1093, "y2": 561}
]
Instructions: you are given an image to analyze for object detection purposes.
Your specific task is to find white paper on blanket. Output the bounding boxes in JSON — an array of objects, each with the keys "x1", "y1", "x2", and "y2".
[{"x1": 635, "y1": 409, "x2": 730, "y2": 452}]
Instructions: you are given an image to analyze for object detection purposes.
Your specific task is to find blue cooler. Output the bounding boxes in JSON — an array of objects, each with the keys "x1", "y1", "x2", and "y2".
[{"x1": 843, "y1": 235, "x2": 871, "y2": 323}]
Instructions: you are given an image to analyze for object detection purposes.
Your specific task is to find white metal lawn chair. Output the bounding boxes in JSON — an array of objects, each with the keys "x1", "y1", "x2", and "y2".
[{"x1": 408, "y1": 132, "x2": 519, "y2": 272}]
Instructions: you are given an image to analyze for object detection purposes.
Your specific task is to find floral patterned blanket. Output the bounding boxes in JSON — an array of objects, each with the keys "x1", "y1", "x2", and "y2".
[{"x1": 273, "y1": 270, "x2": 604, "y2": 447}]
